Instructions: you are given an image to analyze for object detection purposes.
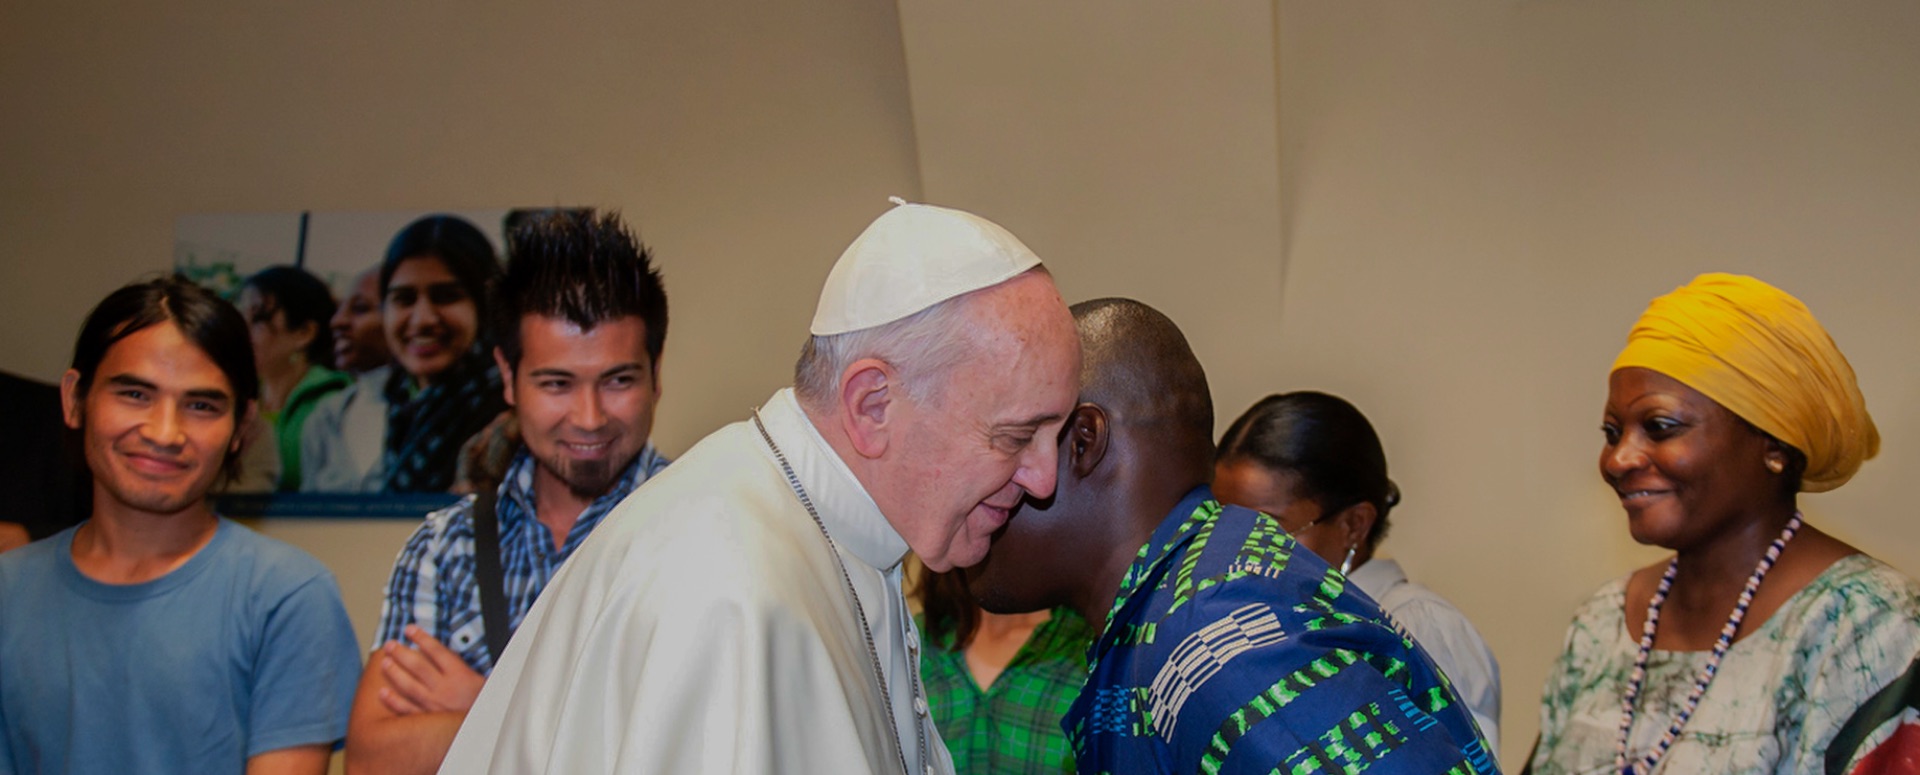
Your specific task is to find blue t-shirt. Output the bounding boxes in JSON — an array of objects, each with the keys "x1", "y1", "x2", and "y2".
[{"x1": 0, "y1": 518, "x2": 362, "y2": 774}]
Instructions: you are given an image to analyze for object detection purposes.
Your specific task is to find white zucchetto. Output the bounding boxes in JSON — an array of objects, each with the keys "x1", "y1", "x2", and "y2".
[{"x1": 809, "y1": 199, "x2": 1043, "y2": 336}]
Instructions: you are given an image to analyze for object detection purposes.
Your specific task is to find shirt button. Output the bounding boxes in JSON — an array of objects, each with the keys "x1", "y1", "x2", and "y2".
[
  {"x1": 914, "y1": 695, "x2": 928, "y2": 716},
  {"x1": 926, "y1": 766, "x2": 936, "y2": 775}
]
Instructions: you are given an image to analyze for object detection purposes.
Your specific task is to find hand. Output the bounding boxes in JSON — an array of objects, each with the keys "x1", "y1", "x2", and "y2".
[{"x1": 376, "y1": 625, "x2": 487, "y2": 716}]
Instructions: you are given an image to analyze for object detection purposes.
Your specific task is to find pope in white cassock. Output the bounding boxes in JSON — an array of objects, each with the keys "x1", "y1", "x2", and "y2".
[{"x1": 438, "y1": 201, "x2": 1082, "y2": 774}]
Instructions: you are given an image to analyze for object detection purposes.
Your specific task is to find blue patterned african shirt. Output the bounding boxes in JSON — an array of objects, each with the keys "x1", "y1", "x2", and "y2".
[
  {"x1": 1067, "y1": 487, "x2": 1499, "y2": 775},
  {"x1": 373, "y1": 446, "x2": 670, "y2": 673}
]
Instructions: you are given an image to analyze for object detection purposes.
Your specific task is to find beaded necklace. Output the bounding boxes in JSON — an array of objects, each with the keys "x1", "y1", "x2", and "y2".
[{"x1": 1614, "y1": 512, "x2": 1802, "y2": 775}]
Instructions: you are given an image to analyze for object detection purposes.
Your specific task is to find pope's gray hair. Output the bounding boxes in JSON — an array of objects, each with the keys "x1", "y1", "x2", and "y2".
[{"x1": 794, "y1": 288, "x2": 987, "y2": 412}]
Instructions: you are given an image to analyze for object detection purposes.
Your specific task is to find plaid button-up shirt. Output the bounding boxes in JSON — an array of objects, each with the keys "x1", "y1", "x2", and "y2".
[
  {"x1": 373, "y1": 445, "x2": 670, "y2": 673},
  {"x1": 919, "y1": 608, "x2": 1096, "y2": 774}
]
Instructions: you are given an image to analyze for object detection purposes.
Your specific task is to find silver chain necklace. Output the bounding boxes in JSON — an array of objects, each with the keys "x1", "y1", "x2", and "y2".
[{"x1": 752, "y1": 409, "x2": 925, "y2": 775}]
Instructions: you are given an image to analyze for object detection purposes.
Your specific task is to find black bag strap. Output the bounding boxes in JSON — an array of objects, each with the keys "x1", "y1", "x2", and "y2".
[{"x1": 470, "y1": 488, "x2": 511, "y2": 666}]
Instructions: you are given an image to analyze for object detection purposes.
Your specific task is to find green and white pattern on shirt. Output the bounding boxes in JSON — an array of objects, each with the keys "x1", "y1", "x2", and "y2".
[{"x1": 1532, "y1": 554, "x2": 1920, "y2": 775}]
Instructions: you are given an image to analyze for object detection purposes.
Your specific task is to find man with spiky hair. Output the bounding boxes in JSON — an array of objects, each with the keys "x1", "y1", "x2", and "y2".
[{"x1": 345, "y1": 210, "x2": 672, "y2": 775}]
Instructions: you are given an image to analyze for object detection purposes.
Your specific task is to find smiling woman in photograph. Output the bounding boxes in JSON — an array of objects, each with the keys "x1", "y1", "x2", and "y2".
[
  {"x1": 1529, "y1": 273, "x2": 1920, "y2": 775},
  {"x1": 377, "y1": 214, "x2": 507, "y2": 493}
]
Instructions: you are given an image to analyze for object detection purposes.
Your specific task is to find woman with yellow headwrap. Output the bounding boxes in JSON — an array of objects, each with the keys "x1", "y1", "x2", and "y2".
[{"x1": 1528, "y1": 274, "x2": 1920, "y2": 775}]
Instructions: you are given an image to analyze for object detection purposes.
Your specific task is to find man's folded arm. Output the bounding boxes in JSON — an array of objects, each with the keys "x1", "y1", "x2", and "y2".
[{"x1": 344, "y1": 650, "x2": 467, "y2": 775}]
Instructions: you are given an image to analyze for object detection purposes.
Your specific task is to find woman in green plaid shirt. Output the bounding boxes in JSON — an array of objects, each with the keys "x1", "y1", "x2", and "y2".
[{"x1": 915, "y1": 566, "x2": 1097, "y2": 774}]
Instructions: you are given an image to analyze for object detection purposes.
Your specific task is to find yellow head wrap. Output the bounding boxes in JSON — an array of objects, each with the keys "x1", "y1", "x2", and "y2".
[{"x1": 1611, "y1": 273, "x2": 1878, "y2": 493}]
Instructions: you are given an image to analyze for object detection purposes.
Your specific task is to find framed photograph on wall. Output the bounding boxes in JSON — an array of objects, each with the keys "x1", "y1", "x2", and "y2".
[{"x1": 176, "y1": 207, "x2": 580, "y2": 517}]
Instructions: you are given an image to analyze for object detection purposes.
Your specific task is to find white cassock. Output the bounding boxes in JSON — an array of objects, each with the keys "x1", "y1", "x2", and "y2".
[{"x1": 440, "y1": 388, "x2": 954, "y2": 775}]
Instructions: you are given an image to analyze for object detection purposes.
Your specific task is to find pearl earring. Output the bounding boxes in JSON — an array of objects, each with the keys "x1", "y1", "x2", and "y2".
[{"x1": 1766, "y1": 456, "x2": 1785, "y2": 474}]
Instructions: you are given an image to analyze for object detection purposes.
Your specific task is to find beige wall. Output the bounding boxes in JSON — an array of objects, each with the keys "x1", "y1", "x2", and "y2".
[
  {"x1": 896, "y1": 1, "x2": 1287, "y2": 426},
  {"x1": 1279, "y1": 2, "x2": 1920, "y2": 762},
  {"x1": 0, "y1": 0, "x2": 924, "y2": 648},
  {"x1": 901, "y1": 0, "x2": 1920, "y2": 764},
  {"x1": 7, "y1": 0, "x2": 1919, "y2": 768}
]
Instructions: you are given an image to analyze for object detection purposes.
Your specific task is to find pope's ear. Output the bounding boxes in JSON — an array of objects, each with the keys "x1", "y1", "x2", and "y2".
[
  {"x1": 838, "y1": 358, "x2": 896, "y2": 459},
  {"x1": 1066, "y1": 403, "x2": 1108, "y2": 480}
]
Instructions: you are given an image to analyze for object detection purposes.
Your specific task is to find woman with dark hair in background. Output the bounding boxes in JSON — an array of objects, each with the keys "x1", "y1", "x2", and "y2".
[
  {"x1": 237, "y1": 265, "x2": 351, "y2": 492},
  {"x1": 377, "y1": 214, "x2": 506, "y2": 492},
  {"x1": 913, "y1": 563, "x2": 1093, "y2": 774},
  {"x1": 1528, "y1": 274, "x2": 1920, "y2": 774},
  {"x1": 1214, "y1": 391, "x2": 1502, "y2": 752}
]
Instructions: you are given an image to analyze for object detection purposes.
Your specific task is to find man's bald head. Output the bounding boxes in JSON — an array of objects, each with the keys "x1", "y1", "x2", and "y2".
[
  {"x1": 966, "y1": 298, "x2": 1214, "y2": 618},
  {"x1": 1071, "y1": 298, "x2": 1214, "y2": 469}
]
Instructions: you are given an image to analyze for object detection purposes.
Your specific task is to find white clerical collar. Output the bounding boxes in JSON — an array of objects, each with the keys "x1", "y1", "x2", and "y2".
[{"x1": 757, "y1": 388, "x2": 911, "y2": 572}]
